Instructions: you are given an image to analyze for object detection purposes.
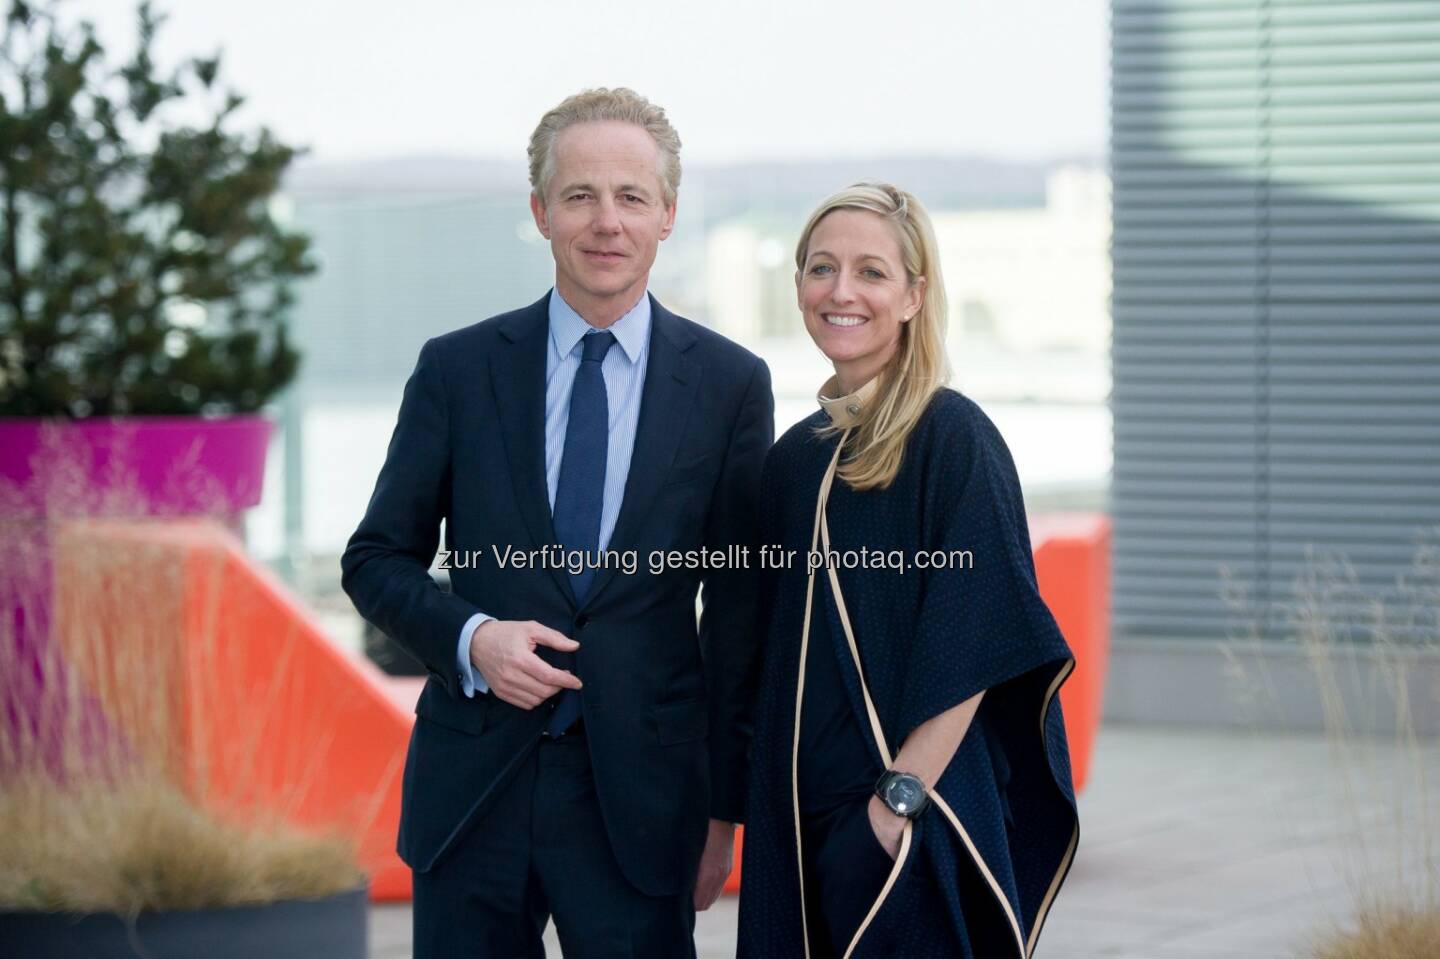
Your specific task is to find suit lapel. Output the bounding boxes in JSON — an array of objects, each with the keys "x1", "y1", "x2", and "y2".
[
  {"x1": 581, "y1": 297, "x2": 700, "y2": 611},
  {"x1": 489, "y1": 292, "x2": 577, "y2": 606}
]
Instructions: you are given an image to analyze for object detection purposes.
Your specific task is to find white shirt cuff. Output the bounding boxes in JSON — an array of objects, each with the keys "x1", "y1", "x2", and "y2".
[{"x1": 457, "y1": 612, "x2": 494, "y2": 697}]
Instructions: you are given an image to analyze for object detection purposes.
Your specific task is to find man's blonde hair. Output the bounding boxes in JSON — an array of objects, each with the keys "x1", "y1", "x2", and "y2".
[{"x1": 527, "y1": 87, "x2": 682, "y2": 205}]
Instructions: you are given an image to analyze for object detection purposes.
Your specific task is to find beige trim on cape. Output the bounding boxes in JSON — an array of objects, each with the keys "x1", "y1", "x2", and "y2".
[{"x1": 787, "y1": 391, "x2": 1076, "y2": 958}]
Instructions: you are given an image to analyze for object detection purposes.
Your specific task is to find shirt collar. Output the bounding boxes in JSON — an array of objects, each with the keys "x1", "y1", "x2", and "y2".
[
  {"x1": 817, "y1": 374, "x2": 880, "y2": 428},
  {"x1": 548, "y1": 288, "x2": 650, "y2": 364}
]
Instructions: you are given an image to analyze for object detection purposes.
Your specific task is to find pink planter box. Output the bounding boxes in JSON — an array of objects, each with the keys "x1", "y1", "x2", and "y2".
[{"x1": 0, "y1": 415, "x2": 272, "y2": 517}]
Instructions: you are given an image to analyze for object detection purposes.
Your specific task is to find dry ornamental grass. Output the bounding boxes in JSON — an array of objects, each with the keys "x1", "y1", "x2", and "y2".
[
  {"x1": 0, "y1": 776, "x2": 362, "y2": 914},
  {"x1": 1311, "y1": 904, "x2": 1440, "y2": 959},
  {"x1": 1223, "y1": 535, "x2": 1440, "y2": 958},
  {"x1": 1, "y1": 437, "x2": 367, "y2": 914}
]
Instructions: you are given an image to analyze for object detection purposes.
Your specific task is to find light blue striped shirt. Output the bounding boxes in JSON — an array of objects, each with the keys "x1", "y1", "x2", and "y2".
[{"x1": 456, "y1": 289, "x2": 652, "y2": 697}]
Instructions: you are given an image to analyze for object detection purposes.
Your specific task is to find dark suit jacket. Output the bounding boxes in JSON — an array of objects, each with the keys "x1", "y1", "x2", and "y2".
[{"x1": 341, "y1": 291, "x2": 773, "y2": 897}]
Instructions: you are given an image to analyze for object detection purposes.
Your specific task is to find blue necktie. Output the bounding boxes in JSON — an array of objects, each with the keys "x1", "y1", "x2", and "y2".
[{"x1": 547, "y1": 329, "x2": 616, "y2": 736}]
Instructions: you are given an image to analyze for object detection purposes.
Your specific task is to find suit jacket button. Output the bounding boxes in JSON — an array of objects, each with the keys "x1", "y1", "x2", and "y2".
[{"x1": 575, "y1": 614, "x2": 590, "y2": 630}]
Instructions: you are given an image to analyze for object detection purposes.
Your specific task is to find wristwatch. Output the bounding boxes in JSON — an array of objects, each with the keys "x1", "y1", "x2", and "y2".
[{"x1": 874, "y1": 770, "x2": 929, "y2": 818}]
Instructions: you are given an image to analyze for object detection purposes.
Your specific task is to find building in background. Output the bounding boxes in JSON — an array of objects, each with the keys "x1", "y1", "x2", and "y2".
[
  {"x1": 1109, "y1": 0, "x2": 1440, "y2": 732},
  {"x1": 933, "y1": 167, "x2": 1112, "y2": 355},
  {"x1": 704, "y1": 217, "x2": 798, "y2": 342}
]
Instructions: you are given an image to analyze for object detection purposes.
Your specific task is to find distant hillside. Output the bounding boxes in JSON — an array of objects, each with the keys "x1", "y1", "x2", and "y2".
[
  {"x1": 284, "y1": 156, "x2": 526, "y2": 199},
  {"x1": 284, "y1": 152, "x2": 1103, "y2": 219},
  {"x1": 685, "y1": 155, "x2": 1097, "y2": 219}
]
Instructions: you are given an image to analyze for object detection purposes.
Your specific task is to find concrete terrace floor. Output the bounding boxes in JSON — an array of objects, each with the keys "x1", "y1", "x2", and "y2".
[{"x1": 369, "y1": 723, "x2": 1440, "y2": 958}]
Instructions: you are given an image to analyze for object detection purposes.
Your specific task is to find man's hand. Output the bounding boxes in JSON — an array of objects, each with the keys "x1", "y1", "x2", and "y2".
[
  {"x1": 867, "y1": 795, "x2": 905, "y2": 861},
  {"x1": 469, "y1": 619, "x2": 582, "y2": 709},
  {"x1": 692, "y1": 819, "x2": 735, "y2": 911}
]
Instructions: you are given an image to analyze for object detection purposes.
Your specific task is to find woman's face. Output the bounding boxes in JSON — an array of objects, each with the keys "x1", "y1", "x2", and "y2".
[{"x1": 797, "y1": 209, "x2": 924, "y2": 390}]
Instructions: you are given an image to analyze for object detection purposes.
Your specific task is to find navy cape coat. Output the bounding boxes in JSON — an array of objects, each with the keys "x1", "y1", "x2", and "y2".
[{"x1": 737, "y1": 389, "x2": 1079, "y2": 959}]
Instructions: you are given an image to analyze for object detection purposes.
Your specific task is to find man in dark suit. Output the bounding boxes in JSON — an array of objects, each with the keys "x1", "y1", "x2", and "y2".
[{"x1": 341, "y1": 87, "x2": 773, "y2": 957}]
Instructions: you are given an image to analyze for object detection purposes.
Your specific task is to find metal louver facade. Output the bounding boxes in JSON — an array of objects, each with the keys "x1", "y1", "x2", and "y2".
[{"x1": 1111, "y1": 0, "x2": 1440, "y2": 642}]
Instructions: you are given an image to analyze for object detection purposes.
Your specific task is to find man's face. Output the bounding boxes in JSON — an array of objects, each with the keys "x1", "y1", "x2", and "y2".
[{"x1": 530, "y1": 121, "x2": 677, "y2": 323}]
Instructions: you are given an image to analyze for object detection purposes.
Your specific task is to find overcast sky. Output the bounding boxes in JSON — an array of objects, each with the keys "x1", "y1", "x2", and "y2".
[{"x1": 63, "y1": 0, "x2": 1109, "y2": 165}]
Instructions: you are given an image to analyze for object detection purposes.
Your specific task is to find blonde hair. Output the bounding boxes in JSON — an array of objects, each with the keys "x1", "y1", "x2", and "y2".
[
  {"x1": 796, "y1": 182, "x2": 950, "y2": 491},
  {"x1": 527, "y1": 87, "x2": 682, "y2": 205}
]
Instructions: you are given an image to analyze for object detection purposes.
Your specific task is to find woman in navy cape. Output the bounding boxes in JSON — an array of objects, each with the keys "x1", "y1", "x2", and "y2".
[{"x1": 737, "y1": 183, "x2": 1079, "y2": 959}]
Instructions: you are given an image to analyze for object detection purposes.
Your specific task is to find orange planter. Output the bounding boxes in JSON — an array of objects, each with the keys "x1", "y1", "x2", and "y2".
[{"x1": 1030, "y1": 513, "x2": 1111, "y2": 793}]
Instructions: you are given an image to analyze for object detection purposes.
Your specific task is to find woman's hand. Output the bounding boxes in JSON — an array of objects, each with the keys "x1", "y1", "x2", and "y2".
[{"x1": 867, "y1": 794, "x2": 906, "y2": 861}]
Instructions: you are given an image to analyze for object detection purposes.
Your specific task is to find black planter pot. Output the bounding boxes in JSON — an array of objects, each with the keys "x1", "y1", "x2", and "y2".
[{"x1": 0, "y1": 884, "x2": 367, "y2": 959}]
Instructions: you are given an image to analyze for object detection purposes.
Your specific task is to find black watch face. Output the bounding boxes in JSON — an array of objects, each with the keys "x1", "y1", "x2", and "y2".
[{"x1": 884, "y1": 775, "x2": 925, "y2": 815}]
